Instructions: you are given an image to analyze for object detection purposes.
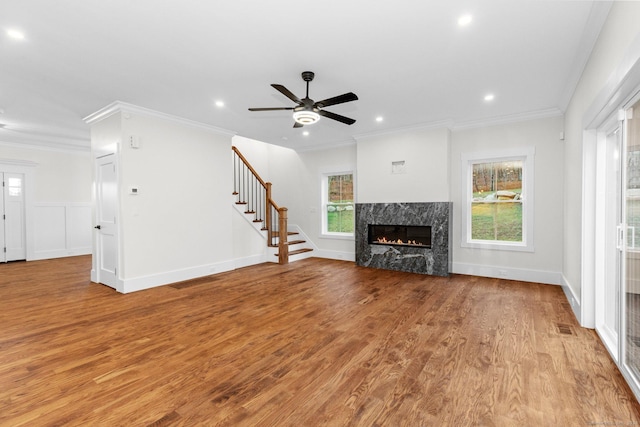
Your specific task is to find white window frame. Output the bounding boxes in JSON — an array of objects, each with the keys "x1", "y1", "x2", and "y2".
[
  {"x1": 461, "y1": 147, "x2": 535, "y2": 252},
  {"x1": 321, "y1": 170, "x2": 355, "y2": 239}
]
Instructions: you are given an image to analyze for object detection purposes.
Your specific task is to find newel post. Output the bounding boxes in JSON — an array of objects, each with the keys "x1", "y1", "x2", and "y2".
[
  {"x1": 265, "y1": 182, "x2": 273, "y2": 233},
  {"x1": 278, "y1": 207, "x2": 289, "y2": 265}
]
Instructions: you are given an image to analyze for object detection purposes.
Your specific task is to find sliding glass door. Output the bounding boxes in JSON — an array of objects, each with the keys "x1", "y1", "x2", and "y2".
[{"x1": 624, "y1": 99, "x2": 640, "y2": 395}]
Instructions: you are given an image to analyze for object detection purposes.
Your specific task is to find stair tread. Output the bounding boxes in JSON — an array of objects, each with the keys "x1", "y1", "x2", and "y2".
[
  {"x1": 287, "y1": 240, "x2": 306, "y2": 245},
  {"x1": 276, "y1": 248, "x2": 313, "y2": 256},
  {"x1": 270, "y1": 231, "x2": 299, "y2": 237}
]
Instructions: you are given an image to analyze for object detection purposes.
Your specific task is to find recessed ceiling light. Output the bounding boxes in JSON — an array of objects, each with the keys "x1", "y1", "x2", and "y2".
[
  {"x1": 458, "y1": 14, "x2": 473, "y2": 27},
  {"x1": 215, "y1": 100, "x2": 224, "y2": 108},
  {"x1": 376, "y1": 116, "x2": 384, "y2": 122},
  {"x1": 6, "y1": 29, "x2": 25, "y2": 40},
  {"x1": 303, "y1": 131, "x2": 310, "y2": 136},
  {"x1": 484, "y1": 94, "x2": 495, "y2": 102}
]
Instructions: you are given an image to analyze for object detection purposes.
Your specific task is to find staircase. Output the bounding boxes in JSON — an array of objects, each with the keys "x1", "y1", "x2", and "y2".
[{"x1": 232, "y1": 146, "x2": 313, "y2": 264}]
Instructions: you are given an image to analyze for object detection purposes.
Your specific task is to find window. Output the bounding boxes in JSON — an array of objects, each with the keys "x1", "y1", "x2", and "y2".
[
  {"x1": 461, "y1": 148, "x2": 534, "y2": 251},
  {"x1": 322, "y1": 172, "x2": 355, "y2": 237}
]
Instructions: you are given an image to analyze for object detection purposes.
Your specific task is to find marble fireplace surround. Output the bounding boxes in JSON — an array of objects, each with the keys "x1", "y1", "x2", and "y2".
[{"x1": 355, "y1": 202, "x2": 452, "y2": 276}]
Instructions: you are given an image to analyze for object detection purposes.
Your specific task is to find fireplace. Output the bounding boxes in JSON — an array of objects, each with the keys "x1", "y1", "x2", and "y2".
[
  {"x1": 368, "y1": 224, "x2": 432, "y2": 248},
  {"x1": 355, "y1": 202, "x2": 451, "y2": 276}
]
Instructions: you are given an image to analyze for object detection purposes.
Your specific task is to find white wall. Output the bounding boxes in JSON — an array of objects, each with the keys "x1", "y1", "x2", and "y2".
[
  {"x1": 120, "y1": 113, "x2": 234, "y2": 285},
  {"x1": 356, "y1": 127, "x2": 451, "y2": 203},
  {"x1": 0, "y1": 144, "x2": 92, "y2": 259},
  {"x1": 563, "y1": 2, "x2": 640, "y2": 324},
  {"x1": 451, "y1": 116, "x2": 565, "y2": 284},
  {"x1": 88, "y1": 103, "x2": 240, "y2": 292}
]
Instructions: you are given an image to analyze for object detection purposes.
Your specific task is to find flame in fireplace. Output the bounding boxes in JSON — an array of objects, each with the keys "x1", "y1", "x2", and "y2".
[{"x1": 376, "y1": 237, "x2": 424, "y2": 246}]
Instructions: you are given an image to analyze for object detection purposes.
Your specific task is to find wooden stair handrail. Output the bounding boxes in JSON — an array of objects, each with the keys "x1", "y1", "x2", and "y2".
[
  {"x1": 232, "y1": 146, "x2": 267, "y2": 189},
  {"x1": 232, "y1": 146, "x2": 289, "y2": 264}
]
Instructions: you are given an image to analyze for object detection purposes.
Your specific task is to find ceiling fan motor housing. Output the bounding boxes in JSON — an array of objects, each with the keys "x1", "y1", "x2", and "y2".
[{"x1": 248, "y1": 70, "x2": 357, "y2": 127}]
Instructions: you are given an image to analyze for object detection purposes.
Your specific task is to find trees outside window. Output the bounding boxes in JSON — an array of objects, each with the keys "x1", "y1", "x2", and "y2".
[
  {"x1": 322, "y1": 173, "x2": 354, "y2": 236},
  {"x1": 461, "y1": 148, "x2": 534, "y2": 251}
]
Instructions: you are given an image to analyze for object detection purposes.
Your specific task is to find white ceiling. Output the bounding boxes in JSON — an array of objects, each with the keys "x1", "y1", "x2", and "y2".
[{"x1": 0, "y1": 1, "x2": 611, "y2": 152}]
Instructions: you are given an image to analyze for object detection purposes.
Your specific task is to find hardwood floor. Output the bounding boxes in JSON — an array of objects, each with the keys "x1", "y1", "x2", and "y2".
[{"x1": 1, "y1": 256, "x2": 639, "y2": 426}]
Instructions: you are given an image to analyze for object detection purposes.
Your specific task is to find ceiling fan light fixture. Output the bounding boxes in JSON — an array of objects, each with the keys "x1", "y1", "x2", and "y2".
[{"x1": 293, "y1": 109, "x2": 320, "y2": 125}]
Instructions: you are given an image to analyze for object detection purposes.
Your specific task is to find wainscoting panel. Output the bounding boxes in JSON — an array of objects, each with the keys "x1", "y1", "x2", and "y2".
[{"x1": 32, "y1": 203, "x2": 92, "y2": 260}]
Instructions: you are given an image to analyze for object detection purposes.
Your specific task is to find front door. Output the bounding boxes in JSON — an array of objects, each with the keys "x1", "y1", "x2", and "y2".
[
  {"x1": 0, "y1": 172, "x2": 26, "y2": 262},
  {"x1": 95, "y1": 155, "x2": 118, "y2": 288}
]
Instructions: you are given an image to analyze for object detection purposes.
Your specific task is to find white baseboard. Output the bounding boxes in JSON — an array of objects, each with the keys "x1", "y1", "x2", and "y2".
[
  {"x1": 315, "y1": 250, "x2": 356, "y2": 262},
  {"x1": 120, "y1": 260, "x2": 236, "y2": 293},
  {"x1": 233, "y1": 254, "x2": 267, "y2": 269},
  {"x1": 451, "y1": 262, "x2": 562, "y2": 285},
  {"x1": 561, "y1": 274, "x2": 584, "y2": 326},
  {"x1": 31, "y1": 247, "x2": 91, "y2": 261}
]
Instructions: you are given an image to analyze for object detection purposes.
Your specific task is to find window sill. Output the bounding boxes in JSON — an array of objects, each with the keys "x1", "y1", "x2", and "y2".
[
  {"x1": 320, "y1": 233, "x2": 354, "y2": 241},
  {"x1": 461, "y1": 240, "x2": 534, "y2": 252}
]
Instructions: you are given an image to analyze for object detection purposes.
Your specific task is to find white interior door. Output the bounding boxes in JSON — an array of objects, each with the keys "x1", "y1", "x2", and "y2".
[
  {"x1": 4, "y1": 173, "x2": 26, "y2": 261},
  {"x1": 95, "y1": 155, "x2": 118, "y2": 288},
  {"x1": 0, "y1": 173, "x2": 5, "y2": 263},
  {"x1": 0, "y1": 172, "x2": 26, "y2": 262}
]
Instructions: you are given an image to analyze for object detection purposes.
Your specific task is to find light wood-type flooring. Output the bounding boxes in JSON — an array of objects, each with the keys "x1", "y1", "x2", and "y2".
[{"x1": 1, "y1": 256, "x2": 639, "y2": 426}]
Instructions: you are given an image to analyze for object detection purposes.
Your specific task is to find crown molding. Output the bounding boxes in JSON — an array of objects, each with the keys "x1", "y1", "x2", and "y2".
[
  {"x1": 451, "y1": 108, "x2": 564, "y2": 131},
  {"x1": 353, "y1": 120, "x2": 455, "y2": 141},
  {"x1": 294, "y1": 138, "x2": 356, "y2": 153},
  {"x1": 350, "y1": 108, "x2": 564, "y2": 141},
  {"x1": 0, "y1": 138, "x2": 90, "y2": 153},
  {"x1": 557, "y1": 1, "x2": 613, "y2": 112},
  {"x1": 0, "y1": 158, "x2": 38, "y2": 167},
  {"x1": 84, "y1": 101, "x2": 237, "y2": 137}
]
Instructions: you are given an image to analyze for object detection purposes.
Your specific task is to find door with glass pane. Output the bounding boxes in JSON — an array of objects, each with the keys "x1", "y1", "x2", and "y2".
[
  {"x1": 0, "y1": 172, "x2": 26, "y2": 262},
  {"x1": 624, "y1": 100, "x2": 640, "y2": 396},
  {"x1": 597, "y1": 125, "x2": 622, "y2": 357}
]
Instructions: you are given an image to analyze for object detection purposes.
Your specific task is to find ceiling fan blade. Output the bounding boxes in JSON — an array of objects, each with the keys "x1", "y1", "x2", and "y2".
[
  {"x1": 248, "y1": 107, "x2": 294, "y2": 111},
  {"x1": 271, "y1": 84, "x2": 302, "y2": 104},
  {"x1": 293, "y1": 122, "x2": 303, "y2": 128},
  {"x1": 318, "y1": 109, "x2": 356, "y2": 125},
  {"x1": 314, "y1": 92, "x2": 358, "y2": 109}
]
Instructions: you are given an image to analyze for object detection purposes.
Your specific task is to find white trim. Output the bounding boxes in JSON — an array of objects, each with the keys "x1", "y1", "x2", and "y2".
[
  {"x1": 583, "y1": 32, "x2": 640, "y2": 129},
  {"x1": 314, "y1": 249, "x2": 355, "y2": 262},
  {"x1": 120, "y1": 260, "x2": 236, "y2": 293},
  {"x1": 460, "y1": 147, "x2": 535, "y2": 252},
  {"x1": 561, "y1": 274, "x2": 582, "y2": 325},
  {"x1": 557, "y1": 1, "x2": 613, "y2": 111},
  {"x1": 31, "y1": 202, "x2": 92, "y2": 260},
  {"x1": 581, "y1": 31, "x2": 640, "y2": 330},
  {"x1": 293, "y1": 139, "x2": 356, "y2": 153},
  {"x1": 84, "y1": 101, "x2": 237, "y2": 137},
  {"x1": 0, "y1": 159, "x2": 37, "y2": 261},
  {"x1": 233, "y1": 254, "x2": 267, "y2": 269},
  {"x1": 0, "y1": 158, "x2": 38, "y2": 167},
  {"x1": 452, "y1": 262, "x2": 561, "y2": 285},
  {"x1": 452, "y1": 108, "x2": 563, "y2": 132},
  {"x1": 0, "y1": 138, "x2": 89, "y2": 153},
  {"x1": 353, "y1": 119, "x2": 455, "y2": 141},
  {"x1": 320, "y1": 170, "x2": 355, "y2": 238}
]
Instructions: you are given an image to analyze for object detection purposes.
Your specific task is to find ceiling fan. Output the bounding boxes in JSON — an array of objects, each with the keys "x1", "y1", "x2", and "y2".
[{"x1": 248, "y1": 71, "x2": 358, "y2": 128}]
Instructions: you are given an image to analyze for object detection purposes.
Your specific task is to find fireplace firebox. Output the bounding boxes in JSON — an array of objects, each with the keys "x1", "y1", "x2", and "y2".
[{"x1": 368, "y1": 224, "x2": 432, "y2": 248}]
